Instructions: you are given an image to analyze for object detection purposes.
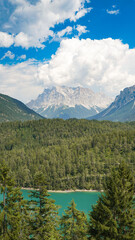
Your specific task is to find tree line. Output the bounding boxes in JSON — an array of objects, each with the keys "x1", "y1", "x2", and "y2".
[
  {"x1": 0, "y1": 119, "x2": 135, "y2": 190},
  {"x1": 0, "y1": 162, "x2": 134, "y2": 239}
]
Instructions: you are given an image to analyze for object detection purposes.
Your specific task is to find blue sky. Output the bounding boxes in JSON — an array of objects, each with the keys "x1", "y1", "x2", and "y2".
[{"x1": 0, "y1": 0, "x2": 135, "y2": 103}]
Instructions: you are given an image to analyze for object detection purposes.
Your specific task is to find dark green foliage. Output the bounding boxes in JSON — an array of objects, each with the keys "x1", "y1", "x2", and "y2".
[
  {"x1": 60, "y1": 200, "x2": 88, "y2": 240},
  {"x1": 0, "y1": 164, "x2": 60, "y2": 240},
  {"x1": 29, "y1": 172, "x2": 60, "y2": 240},
  {"x1": 0, "y1": 119, "x2": 135, "y2": 190},
  {"x1": 0, "y1": 93, "x2": 43, "y2": 122},
  {"x1": 89, "y1": 162, "x2": 135, "y2": 240},
  {"x1": 0, "y1": 162, "x2": 30, "y2": 239},
  {"x1": 0, "y1": 162, "x2": 134, "y2": 240}
]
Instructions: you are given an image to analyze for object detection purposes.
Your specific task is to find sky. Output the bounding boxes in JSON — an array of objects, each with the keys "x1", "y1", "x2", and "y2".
[{"x1": 0, "y1": 0, "x2": 135, "y2": 103}]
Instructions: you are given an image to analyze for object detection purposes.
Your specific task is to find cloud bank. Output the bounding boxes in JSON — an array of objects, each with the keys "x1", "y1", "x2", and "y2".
[
  {"x1": 0, "y1": 60, "x2": 43, "y2": 102},
  {"x1": 0, "y1": 0, "x2": 91, "y2": 48},
  {"x1": 38, "y1": 38, "x2": 135, "y2": 97},
  {"x1": 0, "y1": 38, "x2": 135, "y2": 102}
]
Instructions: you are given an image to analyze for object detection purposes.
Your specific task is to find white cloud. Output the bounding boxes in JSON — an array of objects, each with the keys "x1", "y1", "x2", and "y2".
[
  {"x1": 53, "y1": 24, "x2": 88, "y2": 42},
  {"x1": 51, "y1": 26, "x2": 73, "y2": 43},
  {"x1": 14, "y1": 32, "x2": 45, "y2": 49},
  {"x1": 71, "y1": 7, "x2": 92, "y2": 22},
  {"x1": 38, "y1": 38, "x2": 135, "y2": 97},
  {"x1": 0, "y1": 32, "x2": 14, "y2": 47},
  {"x1": 17, "y1": 54, "x2": 26, "y2": 60},
  {"x1": 3, "y1": 0, "x2": 91, "y2": 48},
  {"x1": 1, "y1": 38, "x2": 135, "y2": 102},
  {"x1": 0, "y1": 60, "x2": 43, "y2": 103},
  {"x1": 1, "y1": 51, "x2": 15, "y2": 60},
  {"x1": 14, "y1": 32, "x2": 31, "y2": 49},
  {"x1": 106, "y1": 9, "x2": 120, "y2": 15},
  {"x1": 57, "y1": 26, "x2": 73, "y2": 38},
  {"x1": 76, "y1": 25, "x2": 88, "y2": 36}
]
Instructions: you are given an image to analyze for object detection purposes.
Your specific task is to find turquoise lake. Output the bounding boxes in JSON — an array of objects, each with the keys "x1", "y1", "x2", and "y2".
[
  {"x1": 22, "y1": 190, "x2": 100, "y2": 216},
  {"x1": 0, "y1": 190, "x2": 100, "y2": 215}
]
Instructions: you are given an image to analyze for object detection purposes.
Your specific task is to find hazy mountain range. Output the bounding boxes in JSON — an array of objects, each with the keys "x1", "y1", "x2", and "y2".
[
  {"x1": 0, "y1": 85, "x2": 135, "y2": 122},
  {"x1": 27, "y1": 86, "x2": 113, "y2": 119}
]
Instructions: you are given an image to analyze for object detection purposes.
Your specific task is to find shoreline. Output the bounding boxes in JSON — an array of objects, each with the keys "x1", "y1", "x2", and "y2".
[{"x1": 21, "y1": 187, "x2": 102, "y2": 193}]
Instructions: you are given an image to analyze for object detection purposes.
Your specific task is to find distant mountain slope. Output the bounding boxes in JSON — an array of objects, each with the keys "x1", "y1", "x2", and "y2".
[
  {"x1": 27, "y1": 86, "x2": 112, "y2": 119},
  {"x1": 88, "y1": 85, "x2": 135, "y2": 122},
  {"x1": 35, "y1": 104, "x2": 103, "y2": 120},
  {"x1": 0, "y1": 93, "x2": 43, "y2": 122}
]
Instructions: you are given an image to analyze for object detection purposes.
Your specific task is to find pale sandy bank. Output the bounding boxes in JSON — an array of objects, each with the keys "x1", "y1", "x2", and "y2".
[{"x1": 21, "y1": 187, "x2": 102, "y2": 192}]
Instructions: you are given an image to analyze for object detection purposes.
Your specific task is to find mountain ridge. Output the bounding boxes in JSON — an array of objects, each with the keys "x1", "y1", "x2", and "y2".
[
  {"x1": 0, "y1": 93, "x2": 44, "y2": 122},
  {"x1": 88, "y1": 85, "x2": 135, "y2": 122},
  {"x1": 27, "y1": 86, "x2": 113, "y2": 119}
]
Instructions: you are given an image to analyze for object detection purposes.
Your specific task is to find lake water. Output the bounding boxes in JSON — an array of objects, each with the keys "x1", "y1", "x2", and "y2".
[
  {"x1": 0, "y1": 190, "x2": 100, "y2": 216},
  {"x1": 22, "y1": 190, "x2": 100, "y2": 216}
]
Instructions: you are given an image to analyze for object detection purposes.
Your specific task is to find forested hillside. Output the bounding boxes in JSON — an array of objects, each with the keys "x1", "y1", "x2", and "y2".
[
  {"x1": 0, "y1": 93, "x2": 43, "y2": 122},
  {"x1": 0, "y1": 119, "x2": 135, "y2": 190}
]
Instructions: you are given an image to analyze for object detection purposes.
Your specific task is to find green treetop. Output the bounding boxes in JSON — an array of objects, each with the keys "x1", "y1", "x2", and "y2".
[
  {"x1": 0, "y1": 162, "x2": 29, "y2": 240},
  {"x1": 29, "y1": 171, "x2": 60, "y2": 240},
  {"x1": 89, "y1": 162, "x2": 135, "y2": 240},
  {"x1": 60, "y1": 199, "x2": 88, "y2": 240}
]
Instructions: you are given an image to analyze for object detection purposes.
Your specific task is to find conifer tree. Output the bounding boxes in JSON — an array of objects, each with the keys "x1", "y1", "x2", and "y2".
[
  {"x1": 0, "y1": 162, "x2": 29, "y2": 240},
  {"x1": 60, "y1": 199, "x2": 88, "y2": 240},
  {"x1": 0, "y1": 163, "x2": 13, "y2": 238},
  {"x1": 89, "y1": 162, "x2": 135, "y2": 240},
  {"x1": 4, "y1": 186, "x2": 30, "y2": 240},
  {"x1": 29, "y1": 171, "x2": 60, "y2": 240}
]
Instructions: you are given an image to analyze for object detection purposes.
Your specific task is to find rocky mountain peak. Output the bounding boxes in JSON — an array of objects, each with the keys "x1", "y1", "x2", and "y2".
[
  {"x1": 113, "y1": 85, "x2": 135, "y2": 109},
  {"x1": 88, "y1": 85, "x2": 135, "y2": 122},
  {"x1": 27, "y1": 86, "x2": 112, "y2": 110},
  {"x1": 27, "y1": 86, "x2": 113, "y2": 119}
]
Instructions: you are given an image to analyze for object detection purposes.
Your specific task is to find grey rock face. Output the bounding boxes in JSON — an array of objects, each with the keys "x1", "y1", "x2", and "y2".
[
  {"x1": 88, "y1": 85, "x2": 135, "y2": 122},
  {"x1": 27, "y1": 86, "x2": 112, "y2": 112}
]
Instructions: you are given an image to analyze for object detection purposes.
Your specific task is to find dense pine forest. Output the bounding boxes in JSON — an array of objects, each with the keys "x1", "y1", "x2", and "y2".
[{"x1": 0, "y1": 119, "x2": 135, "y2": 190}]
